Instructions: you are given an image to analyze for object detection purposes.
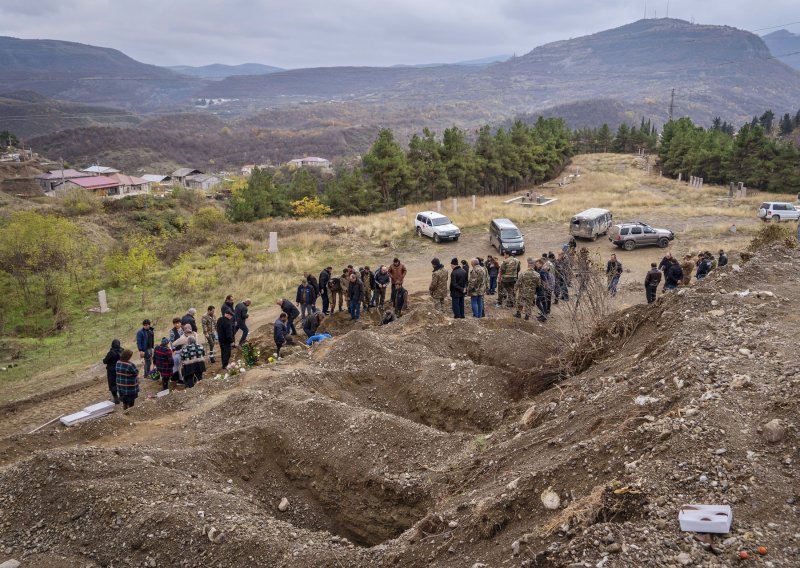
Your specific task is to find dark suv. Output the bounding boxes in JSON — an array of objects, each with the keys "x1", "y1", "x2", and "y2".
[{"x1": 609, "y1": 222, "x2": 675, "y2": 251}]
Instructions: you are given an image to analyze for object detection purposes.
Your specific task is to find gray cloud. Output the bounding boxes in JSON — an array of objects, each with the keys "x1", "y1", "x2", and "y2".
[{"x1": 0, "y1": 0, "x2": 797, "y2": 68}]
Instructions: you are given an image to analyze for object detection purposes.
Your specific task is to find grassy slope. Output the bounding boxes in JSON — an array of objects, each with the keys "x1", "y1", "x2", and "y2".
[{"x1": 0, "y1": 153, "x2": 783, "y2": 403}]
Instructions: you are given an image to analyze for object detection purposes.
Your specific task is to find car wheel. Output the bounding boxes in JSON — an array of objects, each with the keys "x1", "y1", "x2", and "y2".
[
  {"x1": 453, "y1": 236, "x2": 459, "y2": 242},
  {"x1": 416, "y1": 227, "x2": 422, "y2": 237},
  {"x1": 772, "y1": 215, "x2": 780, "y2": 223},
  {"x1": 623, "y1": 240, "x2": 636, "y2": 251},
  {"x1": 657, "y1": 237, "x2": 669, "y2": 248},
  {"x1": 433, "y1": 233, "x2": 441, "y2": 243}
]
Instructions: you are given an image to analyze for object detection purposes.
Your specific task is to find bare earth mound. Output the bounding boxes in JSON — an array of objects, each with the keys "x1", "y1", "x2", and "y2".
[{"x1": 0, "y1": 244, "x2": 798, "y2": 567}]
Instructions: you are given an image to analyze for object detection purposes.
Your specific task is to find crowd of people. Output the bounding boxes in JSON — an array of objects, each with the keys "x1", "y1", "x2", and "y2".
[
  {"x1": 641, "y1": 248, "x2": 728, "y2": 303},
  {"x1": 102, "y1": 257, "x2": 413, "y2": 408},
  {"x1": 101, "y1": 239, "x2": 731, "y2": 409},
  {"x1": 428, "y1": 244, "x2": 577, "y2": 322}
]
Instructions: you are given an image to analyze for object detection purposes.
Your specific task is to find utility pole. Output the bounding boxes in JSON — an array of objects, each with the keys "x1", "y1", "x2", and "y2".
[
  {"x1": 666, "y1": 0, "x2": 670, "y2": 18},
  {"x1": 668, "y1": 88, "x2": 675, "y2": 122},
  {"x1": 644, "y1": 1, "x2": 647, "y2": 19}
]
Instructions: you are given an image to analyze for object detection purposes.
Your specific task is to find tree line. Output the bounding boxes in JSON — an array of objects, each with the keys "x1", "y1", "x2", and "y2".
[
  {"x1": 571, "y1": 118, "x2": 659, "y2": 155},
  {"x1": 229, "y1": 117, "x2": 573, "y2": 220},
  {"x1": 658, "y1": 110, "x2": 800, "y2": 192}
]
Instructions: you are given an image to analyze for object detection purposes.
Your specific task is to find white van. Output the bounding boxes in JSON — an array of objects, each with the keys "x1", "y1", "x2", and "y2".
[
  {"x1": 569, "y1": 208, "x2": 613, "y2": 240},
  {"x1": 414, "y1": 211, "x2": 461, "y2": 243}
]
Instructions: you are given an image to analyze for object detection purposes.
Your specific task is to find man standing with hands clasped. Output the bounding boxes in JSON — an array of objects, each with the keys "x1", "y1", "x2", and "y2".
[
  {"x1": 135, "y1": 319, "x2": 155, "y2": 375},
  {"x1": 449, "y1": 258, "x2": 467, "y2": 319},
  {"x1": 467, "y1": 258, "x2": 487, "y2": 318},
  {"x1": 644, "y1": 262, "x2": 661, "y2": 304}
]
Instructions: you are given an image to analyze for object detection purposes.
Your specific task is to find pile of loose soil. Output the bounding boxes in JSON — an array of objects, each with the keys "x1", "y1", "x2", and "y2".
[{"x1": 0, "y1": 244, "x2": 798, "y2": 567}]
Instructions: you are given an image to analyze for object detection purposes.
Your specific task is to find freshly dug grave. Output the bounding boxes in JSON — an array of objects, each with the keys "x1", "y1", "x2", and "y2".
[{"x1": 0, "y1": 244, "x2": 798, "y2": 567}]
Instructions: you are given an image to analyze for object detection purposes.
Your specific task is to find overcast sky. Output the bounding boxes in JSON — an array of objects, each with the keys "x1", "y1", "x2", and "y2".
[{"x1": 1, "y1": 0, "x2": 798, "y2": 68}]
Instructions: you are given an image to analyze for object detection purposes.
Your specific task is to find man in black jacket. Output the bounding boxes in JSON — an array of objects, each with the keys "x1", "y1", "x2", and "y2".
[
  {"x1": 276, "y1": 298, "x2": 300, "y2": 335},
  {"x1": 449, "y1": 258, "x2": 467, "y2": 319},
  {"x1": 180, "y1": 308, "x2": 198, "y2": 332},
  {"x1": 302, "y1": 311, "x2": 326, "y2": 337},
  {"x1": 216, "y1": 311, "x2": 236, "y2": 369},
  {"x1": 221, "y1": 295, "x2": 235, "y2": 319},
  {"x1": 718, "y1": 249, "x2": 728, "y2": 267},
  {"x1": 644, "y1": 263, "x2": 662, "y2": 304},
  {"x1": 318, "y1": 266, "x2": 332, "y2": 315},
  {"x1": 274, "y1": 313, "x2": 291, "y2": 358},
  {"x1": 347, "y1": 273, "x2": 364, "y2": 321},
  {"x1": 664, "y1": 259, "x2": 683, "y2": 290},
  {"x1": 234, "y1": 299, "x2": 251, "y2": 345}
]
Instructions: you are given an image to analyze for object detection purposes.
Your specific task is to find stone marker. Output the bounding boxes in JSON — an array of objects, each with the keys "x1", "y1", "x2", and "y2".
[
  {"x1": 98, "y1": 290, "x2": 110, "y2": 313},
  {"x1": 268, "y1": 232, "x2": 278, "y2": 253},
  {"x1": 729, "y1": 182, "x2": 735, "y2": 197},
  {"x1": 436, "y1": 200, "x2": 442, "y2": 212},
  {"x1": 452, "y1": 198, "x2": 458, "y2": 212},
  {"x1": 472, "y1": 194, "x2": 476, "y2": 209},
  {"x1": 678, "y1": 173, "x2": 682, "y2": 182}
]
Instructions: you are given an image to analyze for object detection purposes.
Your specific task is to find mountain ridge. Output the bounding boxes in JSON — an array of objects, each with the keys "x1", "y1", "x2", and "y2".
[
  {"x1": 168, "y1": 63, "x2": 284, "y2": 80},
  {"x1": 762, "y1": 29, "x2": 800, "y2": 70}
]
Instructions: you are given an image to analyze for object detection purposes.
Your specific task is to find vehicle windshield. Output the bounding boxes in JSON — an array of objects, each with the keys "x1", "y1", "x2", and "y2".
[
  {"x1": 432, "y1": 217, "x2": 451, "y2": 226},
  {"x1": 501, "y1": 229, "x2": 521, "y2": 238}
]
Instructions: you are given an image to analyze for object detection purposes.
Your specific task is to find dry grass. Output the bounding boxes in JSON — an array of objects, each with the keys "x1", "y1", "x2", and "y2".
[{"x1": 332, "y1": 153, "x2": 786, "y2": 245}]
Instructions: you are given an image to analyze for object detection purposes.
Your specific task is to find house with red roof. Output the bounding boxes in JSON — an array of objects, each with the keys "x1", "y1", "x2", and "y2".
[{"x1": 52, "y1": 176, "x2": 120, "y2": 197}]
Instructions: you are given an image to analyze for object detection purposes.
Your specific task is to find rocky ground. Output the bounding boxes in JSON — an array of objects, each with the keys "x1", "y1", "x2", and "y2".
[{"x1": 0, "y1": 243, "x2": 797, "y2": 567}]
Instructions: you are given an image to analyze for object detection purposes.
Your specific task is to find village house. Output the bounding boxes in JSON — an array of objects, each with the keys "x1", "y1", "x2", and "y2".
[
  {"x1": 141, "y1": 174, "x2": 172, "y2": 186},
  {"x1": 286, "y1": 156, "x2": 332, "y2": 171},
  {"x1": 171, "y1": 168, "x2": 203, "y2": 187},
  {"x1": 52, "y1": 175, "x2": 120, "y2": 197},
  {"x1": 35, "y1": 169, "x2": 85, "y2": 193},
  {"x1": 107, "y1": 173, "x2": 151, "y2": 197},
  {"x1": 81, "y1": 165, "x2": 120, "y2": 176},
  {"x1": 185, "y1": 173, "x2": 221, "y2": 191},
  {"x1": 241, "y1": 164, "x2": 255, "y2": 177}
]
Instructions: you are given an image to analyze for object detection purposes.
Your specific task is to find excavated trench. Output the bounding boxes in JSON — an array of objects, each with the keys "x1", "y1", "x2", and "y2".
[{"x1": 204, "y1": 391, "x2": 465, "y2": 547}]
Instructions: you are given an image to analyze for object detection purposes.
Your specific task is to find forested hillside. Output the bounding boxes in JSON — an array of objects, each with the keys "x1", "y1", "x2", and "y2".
[{"x1": 657, "y1": 111, "x2": 800, "y2": 192}]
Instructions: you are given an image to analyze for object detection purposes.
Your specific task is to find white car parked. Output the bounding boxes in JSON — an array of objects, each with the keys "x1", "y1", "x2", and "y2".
[
  {"x1": 757, "y1": 202, "x2": 800, "y2": 222},
  {"x1": 414, "y1": 211, "x2": 461, "y2": 243}
]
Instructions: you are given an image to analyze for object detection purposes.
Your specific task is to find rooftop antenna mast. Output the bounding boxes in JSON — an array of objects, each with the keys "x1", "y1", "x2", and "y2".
[{"x1": 666, "y1": 0, "x2": 670, "y2": 18}]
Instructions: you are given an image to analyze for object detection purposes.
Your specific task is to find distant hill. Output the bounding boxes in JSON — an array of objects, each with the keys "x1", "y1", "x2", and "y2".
[
  {"x1": 202, "y1": 19, "x2": 800, "y2": 126},
  {"x1": 0, "y1": 36, "x2": 202, "y2": 109},
  {"x1": 392, "y1": 54, "x2": 511, "y2": 68},
  {"x1": 762, "y1": 30, "x2": 800, "y2": 71},
  {"x1": 168, "y1": 63, "x2": 284, "y2": 80},
  {"x1": 0, "y1": 90, "x2": 140, "y2": 139}
]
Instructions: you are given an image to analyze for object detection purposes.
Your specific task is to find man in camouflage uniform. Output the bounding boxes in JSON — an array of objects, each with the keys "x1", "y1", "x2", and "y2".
[
  {"x1": 429, "y1": 257, "x2": 449, "y2": 312},
  {"x1": 496, "y1": 250, "x2": 520, "y2": 308},
  {"x1": 327, "y1": 272, "x2": 344, "y2": 312},
  {"x1": 554, "y1": 251, "x2": 572, "y2": 303},
  {"x1": 514, "y1": 258, "x2": 542, "y2": 321},
  {"x1": 467, "y1": 258, "x2": 488, "y2": 318},
  {"x1": 361, "y1": 266, "x2": 374, "y2": 311},
  {"x1": 201, "y1": 305, "x2": 216, "y2": 364},
  {"x1": 680, "y1": 254, "x2": 694, "y2": 287}
]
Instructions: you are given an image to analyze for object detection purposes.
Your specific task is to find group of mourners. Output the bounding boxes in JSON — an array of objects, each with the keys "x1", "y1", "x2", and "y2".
[
  {"x1": 429, "y1": 243, "x2": 576, "y2": 322},
  {"x1": 641, "y1": 249, "x2": 729, "y2": 303},
  {"x1": 100, "y1": 240, "x2": 731, "y2": 410},
  {"x1": 103, "y1": 297, "x2": 254, "y2": 409},
  {"x1": 271, "y1": 259, "x2": 410, "y2": 357}
]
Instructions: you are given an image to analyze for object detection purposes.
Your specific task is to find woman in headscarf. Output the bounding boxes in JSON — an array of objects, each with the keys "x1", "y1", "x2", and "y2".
[{"x1": 102, "y1": 339, "x2": 123, "y2": 404}]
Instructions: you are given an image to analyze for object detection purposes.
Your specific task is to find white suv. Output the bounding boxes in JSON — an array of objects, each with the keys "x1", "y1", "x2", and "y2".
[
  {"x1": 415, "y1": 211, "x2": 461, "y2": 243},
  {"x1": 758, "y1": 202, "x2": 800, "y2": 222}
]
